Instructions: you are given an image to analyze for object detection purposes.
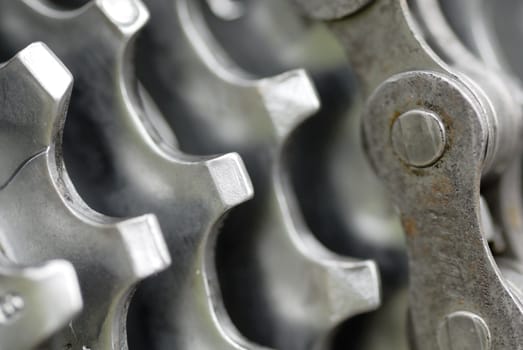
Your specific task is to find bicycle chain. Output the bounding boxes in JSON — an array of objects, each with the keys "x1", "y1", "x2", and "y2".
[{"x1": 4, "y1": 0, "x2": 523, "y2": 349}]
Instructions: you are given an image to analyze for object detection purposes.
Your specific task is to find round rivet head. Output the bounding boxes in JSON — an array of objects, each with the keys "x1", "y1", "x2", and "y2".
[
  {"x1": 390, "y1": 109, "x2": 446, "y2": 167},
  {"x1": 437, "y1": 311, "x2": 491, "y2": 350}
]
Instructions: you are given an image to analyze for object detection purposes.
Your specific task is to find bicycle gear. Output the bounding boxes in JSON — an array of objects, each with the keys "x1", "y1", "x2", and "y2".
[
  {"x1": 135, "y1": 1, "x2": 381, "y2": 348},
  {"x1": 0, "y1": 40, "x2": 170, "y2": 350}
]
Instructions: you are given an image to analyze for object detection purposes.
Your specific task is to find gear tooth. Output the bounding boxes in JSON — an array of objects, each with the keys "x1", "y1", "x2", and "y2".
[
  {"x1": 24, "y1": 260, "x2": 83, "y2": 311},
  {"x1": 0, "y1": 1, "x2": 381, "y2": 348},
  {"x1": 114, "y1": 214, "x2": 172, "y2": 280},
  {"x1": 325, "y1": 260, "x2": 381, "y2": 322},
  {"x1": 23, "y1": 260, "x2": 84, "y2": 327},
  {"x1": 258, "y1": 69, "x2": 320, "y2": 140},
  {"x1": 0, "y1": 260, "x2": 82, "y2": 349},
  {"x1": 128, "y1": 0, "x2": 383, "y2": 346},
  {"x1": 205, "y1": 152, "x2": 254, "y2": 209},
  {"x1": 94, "y1": 0, "x2": 149, "y2": 35},
  {"x1": 0, "y1": 43, "x2": 71, "y2": 188},
  {"x1": 10, "y1": 42, "x2": 73, "y2": 105},
  {"x1": 28, "y1": 260, "x2": 84, "y2": 315}
]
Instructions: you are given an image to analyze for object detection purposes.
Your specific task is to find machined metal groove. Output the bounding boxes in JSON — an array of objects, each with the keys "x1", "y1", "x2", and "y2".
[
  {"x1": 0, "y1": 149, "x2": 47, "y2": 191},
  {"x1": 0, "y1": 1, "x2": 266, "y2": 349},
  {"x1": 0, "y1": 41, "x2": 172, "y2": 350},
  {"x1": 3, "y1": 0, "x2": 516, "y2": 349},
  {"x1": 437, "y1": 0, "x2": 512, "y2": 75},
  {"x1": 135, "y1": 0, "x2": 380, "y2": 348}
]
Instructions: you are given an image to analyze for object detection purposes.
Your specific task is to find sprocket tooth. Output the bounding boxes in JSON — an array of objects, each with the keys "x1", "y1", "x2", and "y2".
[
  {"x1": 0, "y1": 260, "x2": 83, "y2": 350},
  {"x1": 0, "y1": 2, "x2": 265, "y2": 350},
  {"x1": 136, "y1": 0, "x2": 382, "y2": 348},
  {"x1": 0, "y1": 42, "x2": 72, "y2": 187},
  {"x1": 257, "y1": 70, "x2": 320, "y2": 141},
  {"x1": 114, "y1": 215, "x2": 171, "y2": 280},
  {"x1": 0, "y1": 44, "x2": 171, "y2": 350},
  {"x1": 95, "y1": 0, "x2": 149, "y2": 35},
  {"x1": 11, "y1": 41, "x2": 73, "y2": 104},
  {"x1": 324, "y1": 260, "x2": 380, "y2": 322},
  {"x1": 174, "y1": 0, "x2": 319, "y2": 145},
  {"x1": 205, "y1": 153, "x2": 254, "y2": 210}
]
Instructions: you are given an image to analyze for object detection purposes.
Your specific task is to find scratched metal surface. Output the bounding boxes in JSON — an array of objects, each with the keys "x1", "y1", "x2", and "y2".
[{"x1": 1, "y1": 0, "x2": 523, "y2": 349}]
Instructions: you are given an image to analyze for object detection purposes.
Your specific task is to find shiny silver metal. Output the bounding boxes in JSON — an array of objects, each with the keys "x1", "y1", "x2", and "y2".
[
  {"x1": 293, "y1": 0, "x2": 523, "y2": 349},
  {"x1": 201, "y1": 0, "x2": 406, "y2": 254},
  {"x1": 137, "y1": 0, "x2": 381, "y2": 349},
  {"x1": 206, "y1": 0, "x2": 245, "y2": 20},
  {"x1": 437, "y1": 311, "x2": 491, "y2": 350},
  {"x1": 0, "y1": 259, "x2": 82, "y2": 350},
  {"x1": 198, "y1": 2, "x2": 407, "y2": 349},
  {"x1": 390, "y1": 109, "x2": 446, "y2": 168},
  {"x1": 0, "y1": 41, "x2": 171, "y2": 350},
  {"x1": 0, "y1": 1, "x2": 263, "y2": 349}
]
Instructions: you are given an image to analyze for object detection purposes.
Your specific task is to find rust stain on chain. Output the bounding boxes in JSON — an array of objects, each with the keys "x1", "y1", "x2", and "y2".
[
  {"x1": 402, "y1": 216, "x2": 418, "y2": 237},
  {"x1": 426, "y1": 176, "x2": 454, "y2": 207}
]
